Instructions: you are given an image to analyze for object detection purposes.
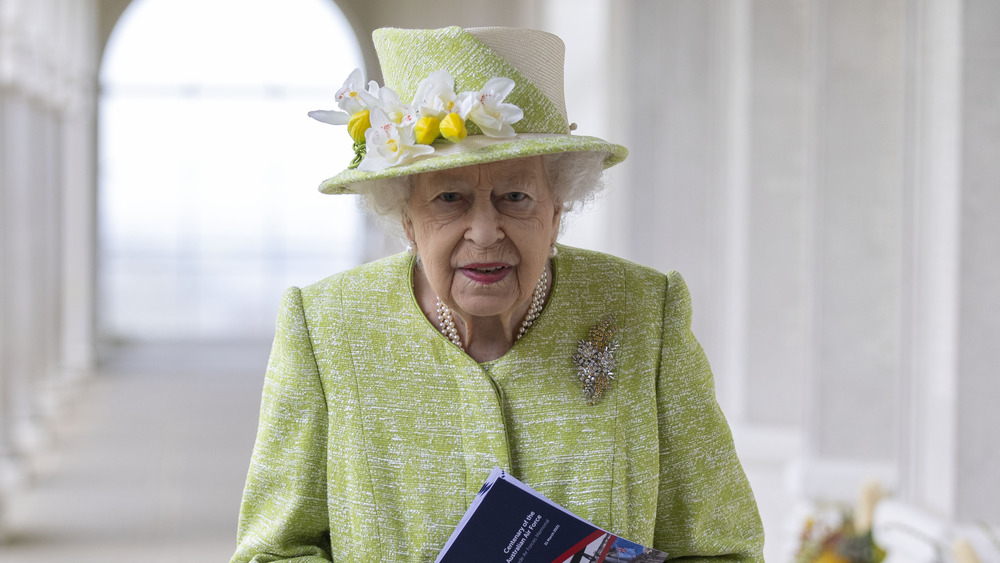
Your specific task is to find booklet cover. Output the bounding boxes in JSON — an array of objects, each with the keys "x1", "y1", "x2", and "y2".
[{"x1": 435, "y1": 467, "x2": 668, "y2": 563}]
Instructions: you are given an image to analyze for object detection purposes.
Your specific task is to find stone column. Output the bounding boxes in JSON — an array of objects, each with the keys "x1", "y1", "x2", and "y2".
[
  {"x1": 903, "y1": 0, "x2": 1000, "y2": 525},
  {"x1": 741, "y1": 0, "x2": 811, "y2": 431},
  {"x1": 900, "y1": 0, "x2": 962, "y2": 522},
  {"x1": 953, "y1": 0, "x2": 1000, "y2": 525},
  {"x1": 609, "y1": 0, "x2": 814, "y2": 432},
  {"x1": 0, "y1": 10, "x2": 13, "y2": 498},
  {"x1": 796, "y1": 0, "x2": 908, "y2": 498},
  {"x1": 0, "y1": 0, "x2": 27, "y2": 494},
  {"x1": 37, "y1": 96, "x2": 63, "y2": 425},
  {"x1": 2, "y1": 92, "x2": 39, "y2": 475},
  {"x1": 0, "y1": 0, "x2": 103, "y2": 498},
  {"x1": 58, "y1": 0, "x2": 99, "y2": 390},
  {"x1": 0, "y1": 0, "x2": 67, "y2": 479}
]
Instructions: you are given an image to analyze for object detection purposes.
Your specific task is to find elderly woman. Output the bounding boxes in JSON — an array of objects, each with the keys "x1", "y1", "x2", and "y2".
[{"x1": 232, "y1": 26, "x2": 764, "y2": 562}]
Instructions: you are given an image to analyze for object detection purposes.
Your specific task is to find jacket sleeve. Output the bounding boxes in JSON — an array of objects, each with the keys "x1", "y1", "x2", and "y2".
[
  {"x1": 654, "y1": 272, "x2": 765, "y2": 562},
  {"x1": 231, "y1": 287, "x2": 333, "y2": 563}
]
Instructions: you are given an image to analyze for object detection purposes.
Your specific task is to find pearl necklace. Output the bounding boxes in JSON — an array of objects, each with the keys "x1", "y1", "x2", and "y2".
[{"x1": 435, "y1": 268, "x2": 550, "y2": 352}]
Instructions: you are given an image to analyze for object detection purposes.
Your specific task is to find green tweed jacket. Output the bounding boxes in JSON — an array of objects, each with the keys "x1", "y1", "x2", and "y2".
[{"x1": 232, "y1": 245, "x2": 764, "y2": 562}]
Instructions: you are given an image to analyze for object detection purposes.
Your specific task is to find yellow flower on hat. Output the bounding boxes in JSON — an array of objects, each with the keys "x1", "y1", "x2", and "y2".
[
  {"x1": 347, "y1": 110, "x2": 371, "y2": 144},
  {"x1": 413, "y1": 116, "x2": 441, "y2": 145},
  {"x1": 439, "y1": 112, "x2": 467, "y2": 142}
]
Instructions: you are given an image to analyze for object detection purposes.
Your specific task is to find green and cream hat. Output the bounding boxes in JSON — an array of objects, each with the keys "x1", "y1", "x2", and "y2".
[{"x1": 311, "y1": 26, "x2": 628, "y2": 194}]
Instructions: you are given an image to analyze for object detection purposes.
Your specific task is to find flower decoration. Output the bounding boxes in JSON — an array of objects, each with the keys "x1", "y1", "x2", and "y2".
[
  {"x1": 412, "y1": 70, "x2": 474, "y2": 142},
  {"x1": 357, "y1": 107, "x2": 434, "y2": 172},
  {"x1": 373, "y1": 85, "x2": 418, "y2": 130},
  {"x1": 573, "y1": 316, "x2": 619, "y2": 405},
  {"x1": 796, "y1": 510, "x2": 885, "y2": 563},
  {"x1": 307, "y1": 68, "x2": 378, "y2": 129},
  {"x1": 796, "y1": 483, "x2": 887, "y2": 563},
  {"x1": 466, "y1": 77, "x2": 523, "y2": 138},
  {"x1": 310, "y1": 68, "x2": 524, "y2": 170}
]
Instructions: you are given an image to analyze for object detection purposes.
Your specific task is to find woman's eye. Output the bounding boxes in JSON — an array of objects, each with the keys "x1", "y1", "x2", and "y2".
[
  {"x1": 505, "y1": 192, "x2": 528, "y2": 202},
  {"x1": 438, "y1": 192, "x2": 460, "y2": 203}
]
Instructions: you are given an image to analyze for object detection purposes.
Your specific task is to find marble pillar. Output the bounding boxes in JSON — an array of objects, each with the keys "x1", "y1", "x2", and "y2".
[
  {"x1": 953, "y1": 0, "x2": 1000, "y2": 523},
  {"x1": 58, "y1": 0, "x2": 98, "y2": 389},
  {"x1": 742, "y1": 0, "x2": 811, "y2": 430},
  {"x1": 611, "y1": 0, "x2": 815, "y2": 433},
  {"x1": 796, "y1": 0, "x2": 908, "y2": 498},
  {"x1": 904, "y1": 0, "x2": 1000, "y2": 525},
  {"x1": 0, "y1": 84, "x2": 14, "y2": 498},
  {"x1": 900, "y1": 0, "x2": 963, "y2": 523},
  {"x1": 0, "y1": 0, "x2": 100, "y2": 487}
]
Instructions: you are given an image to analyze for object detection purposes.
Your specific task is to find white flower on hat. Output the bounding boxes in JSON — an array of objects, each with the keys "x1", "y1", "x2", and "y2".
[
  {"x1": 374, "y1": 85, "x2": 418, "y2": 128},
  {"x1": 357, "y1": 107, "x2": 434, "y2": 172},
  {"x1": 466, "y1": 77, "x2": 523, "y2": 138},
  {"x1": 413, "y1": 70, "x2": 474, "y2": 119},
  {"x1": 307, "y1": 68, "x2": 378, "y2": 126}
]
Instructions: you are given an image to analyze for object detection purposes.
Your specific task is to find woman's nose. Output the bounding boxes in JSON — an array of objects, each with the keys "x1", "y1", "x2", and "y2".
[{"x1": 464, "y1": 197, "x2": 504, "y2": 246}]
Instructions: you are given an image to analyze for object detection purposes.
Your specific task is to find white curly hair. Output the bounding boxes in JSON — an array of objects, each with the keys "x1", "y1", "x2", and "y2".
[{"x1": 351, "y1": 152, "x2": 608, "y2": 239}]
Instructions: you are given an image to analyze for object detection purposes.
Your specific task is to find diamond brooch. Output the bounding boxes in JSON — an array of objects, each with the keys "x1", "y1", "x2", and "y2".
[{"x1": 573, "y1": 316, "x2": 619, "y2": 405}]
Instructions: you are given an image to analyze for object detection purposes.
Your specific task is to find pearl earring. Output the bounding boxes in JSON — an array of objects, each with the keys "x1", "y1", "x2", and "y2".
[
  {"x1": 550, "y1": 243, "x2": 558, "y2": 258},
  {"x1": 406, "y1": 240, "x2": 417, "y2": 254}
]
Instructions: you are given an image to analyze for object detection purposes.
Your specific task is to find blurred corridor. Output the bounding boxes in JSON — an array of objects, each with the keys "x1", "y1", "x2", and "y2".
[{"x1": 0, "y1": 343, "x2": 267, "y2": 561}]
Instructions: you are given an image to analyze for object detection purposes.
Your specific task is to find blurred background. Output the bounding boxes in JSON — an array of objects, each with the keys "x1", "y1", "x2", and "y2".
[{"x1": 1, "y1": 0, "x2": 998, "y2": 561}]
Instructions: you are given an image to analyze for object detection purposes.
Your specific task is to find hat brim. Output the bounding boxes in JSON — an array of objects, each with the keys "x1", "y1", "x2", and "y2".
[{"x1": 318, "y1": 133, "x2": 628, "y2": 194}]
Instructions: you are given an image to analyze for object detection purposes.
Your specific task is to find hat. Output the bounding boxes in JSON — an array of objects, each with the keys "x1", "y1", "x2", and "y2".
[{"x1": 312, "y1": 26, "x2": 628, "y2": 194}]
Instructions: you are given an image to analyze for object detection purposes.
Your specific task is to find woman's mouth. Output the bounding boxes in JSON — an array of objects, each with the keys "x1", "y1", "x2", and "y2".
[{"x1": 460, "y1": 263, "x2": 512, "y2": 284}]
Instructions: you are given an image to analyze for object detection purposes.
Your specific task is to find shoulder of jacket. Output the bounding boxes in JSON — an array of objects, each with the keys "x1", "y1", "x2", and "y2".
[
  {"x1": 299, "y1": 252, "x2": 410, "y2": 296},
  {"x1": 557, "y1": 245, "x2": 669, "y2": 286},
  {"x1": 557, "y1": 247, "x2": 695, "y2": 320},
  {"x1": 302, "y1": 252, "x2": 410, "y2": 294}
]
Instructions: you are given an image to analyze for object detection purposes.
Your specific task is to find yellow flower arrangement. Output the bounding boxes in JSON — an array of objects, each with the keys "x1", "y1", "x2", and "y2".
[
  {"x1": 308, "y1": 68, "x2": 523, "y2": 172},
  {"x1": 796, "y1": 482, "x2": 887, "y2": 563}
]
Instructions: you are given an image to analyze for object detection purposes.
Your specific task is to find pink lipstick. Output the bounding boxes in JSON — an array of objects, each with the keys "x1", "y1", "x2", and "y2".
[{"x1": 460, "y1": 263, "x2": 512, "y2": 284}]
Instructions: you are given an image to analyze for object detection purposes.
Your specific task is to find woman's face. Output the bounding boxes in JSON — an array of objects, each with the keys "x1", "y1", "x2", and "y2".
[{"x1": 404, "y1": 156, "x2": 561, "y2": 321}]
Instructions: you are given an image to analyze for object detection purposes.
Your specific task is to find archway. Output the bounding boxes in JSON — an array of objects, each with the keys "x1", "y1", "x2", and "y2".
[{"x1": 98, "y1": 0, "x2": 365, "y2": 342}]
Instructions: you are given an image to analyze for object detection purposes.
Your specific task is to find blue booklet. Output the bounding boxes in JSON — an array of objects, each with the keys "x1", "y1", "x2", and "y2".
[{"x1": 436, "y1": 468, "x2": 668, "y2": 563}]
